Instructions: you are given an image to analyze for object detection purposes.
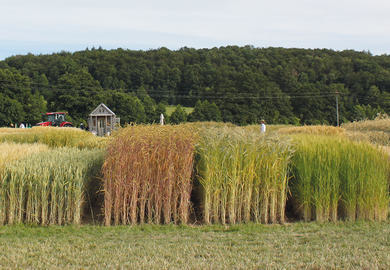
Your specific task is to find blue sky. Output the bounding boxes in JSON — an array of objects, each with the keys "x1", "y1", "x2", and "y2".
[{"x1": 1, "y1": 0, "x2": 389, "y2": 60}]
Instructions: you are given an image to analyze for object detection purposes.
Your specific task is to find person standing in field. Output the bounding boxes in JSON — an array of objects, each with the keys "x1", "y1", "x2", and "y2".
[{"x1": 260, "y1": 119, "x2": 266, "y2": 133}]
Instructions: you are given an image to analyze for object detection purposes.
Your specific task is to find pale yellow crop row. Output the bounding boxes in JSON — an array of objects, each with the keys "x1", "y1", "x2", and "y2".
[{"x1": 0, "y1": 127, "x2": 108, "y2": 149}]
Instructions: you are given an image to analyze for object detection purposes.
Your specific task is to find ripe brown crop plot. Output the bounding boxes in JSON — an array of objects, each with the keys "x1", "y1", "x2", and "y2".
[{"x1": 103, "y1": 125, "x2": 197, "y2": 225}]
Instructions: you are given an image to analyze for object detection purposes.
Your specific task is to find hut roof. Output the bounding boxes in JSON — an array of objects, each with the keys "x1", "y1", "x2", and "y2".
[{"x1": 89, "y1": 103, "x2": 116, "y2": 116}]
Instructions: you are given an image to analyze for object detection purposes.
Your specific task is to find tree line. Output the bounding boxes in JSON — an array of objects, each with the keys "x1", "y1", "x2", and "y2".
[{"x1": 0, "y1": 46, "x2": 389, "y2": 126}]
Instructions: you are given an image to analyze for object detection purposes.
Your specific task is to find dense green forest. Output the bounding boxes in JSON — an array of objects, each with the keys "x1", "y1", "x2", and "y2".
[{"x1": 0, "y1": 46, "x2": 389, "y2": 126}]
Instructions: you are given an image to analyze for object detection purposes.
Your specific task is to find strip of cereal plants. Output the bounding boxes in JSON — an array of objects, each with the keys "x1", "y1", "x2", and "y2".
[
  {"x1": 195, "y1": 126, "x2": 293, "y2": 224},
  {"x1": 290, "y1": 134, "x2": 389, "y2": 222},
  {"x1": 0, "y1": 147, "x2": 104, "y2": 225},
  {"x1": 0, "y1": 127, "x2": 107, "y2": 149},
  {"x1": 102, "y1": 125, "x2": 197, "y2": 225}
]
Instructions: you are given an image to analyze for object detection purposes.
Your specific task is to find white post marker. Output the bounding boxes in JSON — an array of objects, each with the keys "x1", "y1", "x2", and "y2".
[
  {"x1": 160, "y1": 113, "x2": 165, "y2": 125},
  {"x1": 260, "y1": 120, "x2": 266, "y2": 133}
]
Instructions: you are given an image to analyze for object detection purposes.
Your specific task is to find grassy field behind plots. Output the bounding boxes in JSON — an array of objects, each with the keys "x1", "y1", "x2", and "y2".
[
  {"x1": 166, "y1": 105, "x2": 194, "y2": 116},
  {"x1": 0, "y1": 222, "x2": 389, "y2": 269}
]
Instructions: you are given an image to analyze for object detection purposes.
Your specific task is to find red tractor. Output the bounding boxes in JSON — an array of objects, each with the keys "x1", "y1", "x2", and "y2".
[{"x1": 36, "y1": 112, "x2": 73, "y2": 127}]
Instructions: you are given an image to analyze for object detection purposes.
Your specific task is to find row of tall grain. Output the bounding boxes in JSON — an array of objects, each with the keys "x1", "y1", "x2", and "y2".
[
  {"x1": 102, "y1": 124, "x2": 389, "y2": 225},
  {"x1": 195, "y1": 127, "x2": 293, "y2": 224},
  {"x1": 280, "y1": 125, "x2": 389, "y2": 221},
  {"x1": 0, "y1": 145, "x2": 104, "y2": 225},
  {"x1": 102, "y1": 125, "x2": 197, "y2": 225},
  {"x1": 0, "y1": 127, "x2": 107, "y2": 149},
  {"x1": 0, "y1": 124, "x2": 389, "y2": 225},
  {"x1": 290, "y1": 134, "x2": 389, "y2": 222},
  {"x1": 0, "y1": 128, "x2": 105, "y2": 225}
]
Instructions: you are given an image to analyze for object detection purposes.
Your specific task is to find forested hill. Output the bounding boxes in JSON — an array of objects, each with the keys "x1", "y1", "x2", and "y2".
[{"x1": 1, "y1": 46, "x2": 390, "y2": 126}]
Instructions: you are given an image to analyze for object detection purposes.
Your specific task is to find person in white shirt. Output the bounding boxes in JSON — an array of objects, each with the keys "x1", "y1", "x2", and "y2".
[
  {"x1": 19, "y1": 123, "x2": 25, "y2": 128},
  {"x1": 260, "y1": 120, "x2": 266, "y2": 133}
]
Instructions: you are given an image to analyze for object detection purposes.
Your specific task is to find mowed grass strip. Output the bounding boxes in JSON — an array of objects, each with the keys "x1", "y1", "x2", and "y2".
[{"x1": 0, "y1": 222, "x2": 388, "y2": 269}]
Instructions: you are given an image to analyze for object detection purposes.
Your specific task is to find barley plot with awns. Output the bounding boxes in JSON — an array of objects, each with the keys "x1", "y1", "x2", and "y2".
[
  {"x1": 103, "y1": 125, "x2": 197, "y2": 225},
  {"x1": 196, "y1": 127, "x2": 293, "y2": 224},
  {"x1": 290, "y1": 134, "x2": 389, "y2": 222}
]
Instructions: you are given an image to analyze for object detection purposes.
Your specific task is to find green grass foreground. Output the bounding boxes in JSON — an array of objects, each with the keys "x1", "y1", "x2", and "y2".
[{"x1": 0, "y1": 222, "x2": 389, "y2": 269}]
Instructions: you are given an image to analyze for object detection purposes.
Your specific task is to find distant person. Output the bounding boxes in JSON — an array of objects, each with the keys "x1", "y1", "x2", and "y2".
[
  {"x1": 260, "y1": 120, "x2": 266, "y2": 133},
  {"x1": 80, "y1": 123, "x2": 85, "y2": 130},
  {"x1": 19, "y1": 123, "x2": 25, "y2": 128}
]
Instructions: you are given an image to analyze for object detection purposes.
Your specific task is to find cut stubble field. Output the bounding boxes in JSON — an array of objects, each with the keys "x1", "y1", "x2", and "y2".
[{"x1": 0, "y1": 222, "x2": 389, "y2": 269}]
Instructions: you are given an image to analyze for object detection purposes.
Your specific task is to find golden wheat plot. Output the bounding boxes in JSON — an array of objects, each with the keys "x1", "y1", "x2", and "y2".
[
  {"x1": 278, "y1": 125, "x2": 346, "y2": 136},
  {"x1": 103, "y1": 125, "x2": 197, "y2": 226},
  {"x1": 342, "y1": 117, "x2": 390, "y2": 146},
  {"x1": 196, "y1": 127, "x2": 293, "y2": 224},
  {"x1": 0, "y1": 143, "x2": 50, "y2": 225},
  {"x1": 0, "y1": 127, "x2": 108, "y2": 149},
  {"x1": 0, "y1": 143, "x2": 49, "y2": 169},
  {"x1": 0, "y1": 147, "x2": 104, "y2": 225},
  {"x1": 342, "y1": 116, "x2": 390, "y2": 134}
]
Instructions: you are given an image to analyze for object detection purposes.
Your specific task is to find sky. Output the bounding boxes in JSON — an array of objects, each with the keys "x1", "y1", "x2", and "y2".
[{"x1": 1, "y1": 0, "x2": 389, "y2": 60}]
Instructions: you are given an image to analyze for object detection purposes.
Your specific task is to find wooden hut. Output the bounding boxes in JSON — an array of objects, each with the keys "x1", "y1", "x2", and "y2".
[{"x1": 88, "y1": 103, "x2": 120, "y2": 136}]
